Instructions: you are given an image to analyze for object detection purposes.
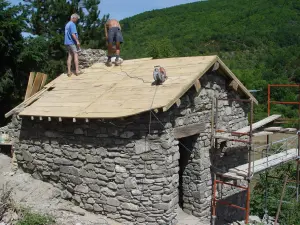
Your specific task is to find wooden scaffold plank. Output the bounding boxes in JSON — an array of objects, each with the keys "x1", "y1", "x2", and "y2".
[{"x1": 234, "y1": 114, "x2": 281, "y2": 135}]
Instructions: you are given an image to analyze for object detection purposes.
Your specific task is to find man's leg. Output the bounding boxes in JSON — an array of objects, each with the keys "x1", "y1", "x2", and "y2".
[
  {"x1": 106, "y1": 43, "x2": 113, "y2": 66},
  {"x1": 73, "y1": 52, "x2": 80, "y2": 74},
  {"x1": 115, "y1": 29, "x2": 123, "y2": 65},
  {"x1": 115, "y1": 42, "x2": 121, "y2": 65},
  {"x1": 67, "y1": 47, "x2": 73, "y2": 76},
  {"x1": 69, "y1": 45, "x2": 81, "y2": 75},
  {"x1": 115, "y1": 42, "x2": 120, "y2": 60}
]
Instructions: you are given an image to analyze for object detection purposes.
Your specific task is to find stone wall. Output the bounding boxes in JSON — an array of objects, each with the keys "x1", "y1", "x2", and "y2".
[
  {"x1": 170, "y1": 72, "x2": 249, "y2": 222},
  {"x1": 7, "y1": 70, "x2": 250, "y2": 225},
  {"x1": 15, "y1": 116, "x2": 179, "y2": 225},
  {"x1": 78, "y1": 49, "x2": 106, "y2": 69}
]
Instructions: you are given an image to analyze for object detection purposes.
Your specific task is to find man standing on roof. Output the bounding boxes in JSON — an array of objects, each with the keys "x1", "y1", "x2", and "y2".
[
  {"x1": 64, "y1": 13, "x2": 83, "y2": 76},
  {"x1": 105, "y1": 19, "x2": 124, "y2": 66}
]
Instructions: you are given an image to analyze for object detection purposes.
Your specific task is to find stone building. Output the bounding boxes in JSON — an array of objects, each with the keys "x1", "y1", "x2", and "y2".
[{"x1": 4, "y1": 55, "x2": 257, "y2": 225}]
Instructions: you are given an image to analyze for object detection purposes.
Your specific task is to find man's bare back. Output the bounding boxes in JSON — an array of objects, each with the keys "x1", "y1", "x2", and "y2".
[{"x1": 106, "y1": 19, "x2": 121, "y2": 29}]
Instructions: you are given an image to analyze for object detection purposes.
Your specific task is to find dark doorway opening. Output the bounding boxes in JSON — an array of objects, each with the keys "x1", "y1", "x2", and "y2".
[
  {"x1": 178, "y1": 134, "x2": 197, "y2": 208},
  {"x1": 0, "y1": 144, "x2": 12, "y2": 158}
]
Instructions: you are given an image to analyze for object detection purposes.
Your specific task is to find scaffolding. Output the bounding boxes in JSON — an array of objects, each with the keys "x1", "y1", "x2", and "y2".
[{"x1": 211, "y1": 84, "x2": 300, "y2": 224}]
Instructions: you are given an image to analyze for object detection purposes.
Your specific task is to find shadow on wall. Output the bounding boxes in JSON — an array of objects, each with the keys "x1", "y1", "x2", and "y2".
[
  {"x1": 178, "y1": 134, "x2": 198, "y2": 209},
  {"x1": 215, "y1": 190, "x2": 247, "y2": 225},
  {"x1": 210, "y1": 144, "x2": 249, "y2": 224}
]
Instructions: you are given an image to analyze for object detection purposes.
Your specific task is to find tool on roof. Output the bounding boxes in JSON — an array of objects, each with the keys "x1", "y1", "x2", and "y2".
[{"x1": 153, "y1": 66, "x2": 167, "y2": 85}]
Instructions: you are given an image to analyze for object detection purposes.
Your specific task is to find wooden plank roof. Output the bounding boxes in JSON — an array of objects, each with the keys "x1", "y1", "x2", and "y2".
[{"x1": 15, "y1": 55, "x2": 257, "y2": 119}]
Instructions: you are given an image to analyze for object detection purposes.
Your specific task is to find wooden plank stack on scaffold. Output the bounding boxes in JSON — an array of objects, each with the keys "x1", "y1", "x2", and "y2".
[
  {"x1": 221, "y1": 148, "x2": 298, "y2": 180},
  {"x1": 264, "y1": 127, "x2": 297, "y2": 134},
  {"x1": 233, "y1": 114, "x2": 282, "y2": 135}
]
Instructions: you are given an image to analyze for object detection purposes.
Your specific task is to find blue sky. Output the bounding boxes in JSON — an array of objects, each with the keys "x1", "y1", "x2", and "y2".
[{"x1": 9, "y1": 0, "x2": 199, "y2": 20}]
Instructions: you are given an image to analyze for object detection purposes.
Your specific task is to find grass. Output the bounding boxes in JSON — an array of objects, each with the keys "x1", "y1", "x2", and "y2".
[
  {"x1": 1, "y1": 183, "x2": 55, "y2": 225},
  {"x1": 16, "y1": 208, "x2": 55, "y2": 225}
]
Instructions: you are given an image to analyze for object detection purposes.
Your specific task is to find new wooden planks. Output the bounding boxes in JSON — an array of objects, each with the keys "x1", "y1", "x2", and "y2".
[
  {"x1": 235, "y1": 114, "x2": 281, "y2": 134},
  {"x1": 252, "y1": 131, "x2": 274, "y2": 137},
  {"x1": 7, "y1": 56, "x2": 258, "y2": 119},
  {"x1": 233, "y1": 149, "x2": 297, "y2": 172},
  {"x1": 222, "y1": 172, "x2": 245, "y2": 180},
  {"x1": 25, "y1": 72, "x2": 36, "y2": 100},
  {"x1": 30, "y1": 72, "x2": 44, "y2": 96},
  {"x1": 264, "y1": 127, "x2": 284, "y2": 132},
  {"x1": 40, "y1": 73, "x2": 48, "y2": 89}
]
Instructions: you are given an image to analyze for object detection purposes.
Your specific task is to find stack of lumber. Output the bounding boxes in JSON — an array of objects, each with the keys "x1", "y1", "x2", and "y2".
[
  {"x1": 5, "y1": 72, "x2": 50, "y2": 118},
  {"x1": 233, "y1": 114, "x2": 282, "y2": 135},
  {"x1": 264, "y1": 127, "x2": 297, "y2": 133},
  {"x1": 221, "y1": 148, "x2": 298, "y2": 180},
  {"x1": 25, "y1": 72, "x2": 48, "y2": 100}
]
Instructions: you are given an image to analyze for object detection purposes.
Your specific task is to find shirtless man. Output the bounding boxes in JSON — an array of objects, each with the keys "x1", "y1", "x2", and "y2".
[{"x1": 105, "y1": 19, "x2": 123, "y2": 66}]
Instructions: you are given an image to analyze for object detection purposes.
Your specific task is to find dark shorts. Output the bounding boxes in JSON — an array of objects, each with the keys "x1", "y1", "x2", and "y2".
[{"x1": 108, "y1": 27, "x2": 123, "y2": 44}]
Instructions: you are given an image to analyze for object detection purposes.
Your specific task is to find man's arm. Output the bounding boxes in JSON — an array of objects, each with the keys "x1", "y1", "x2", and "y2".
[{"x1": 70, "y1": 23, "x2": 80, "y2": 46}]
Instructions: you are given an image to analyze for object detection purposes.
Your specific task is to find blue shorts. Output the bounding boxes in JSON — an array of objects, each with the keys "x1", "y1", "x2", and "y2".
[{"x1": 108, "y1": 27, "x2": 123, "y2": 44}]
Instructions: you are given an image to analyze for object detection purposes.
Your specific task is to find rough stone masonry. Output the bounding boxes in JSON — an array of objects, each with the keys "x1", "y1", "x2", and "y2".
[{"x1": 3, "y1": 69, "x2": 250, "y2": 225}]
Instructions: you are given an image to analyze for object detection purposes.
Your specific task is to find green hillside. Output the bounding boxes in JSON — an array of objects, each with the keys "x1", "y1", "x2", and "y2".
[{"x1": 120, "y1": 0, "x2": 300, "y2": 121}]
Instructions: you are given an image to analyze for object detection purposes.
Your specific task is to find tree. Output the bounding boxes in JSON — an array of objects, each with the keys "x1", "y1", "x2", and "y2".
[
  {"x1": 79, "y1": 0, "x2": 109, "y2": 48},
  {"x1": 146, "y1": 38, "x2": 177, "y2": 59},
  {"x1": 0, "y1": 0, "x2": 26, "y2": 125},
  {"x1": 23, "y1": 0, "x2": 108, "y2": 48}
]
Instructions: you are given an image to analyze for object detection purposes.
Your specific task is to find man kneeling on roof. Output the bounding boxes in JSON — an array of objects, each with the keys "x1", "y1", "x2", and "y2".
[{"x1": 105, "y1": 19, "x2": 124, "y2": 66}]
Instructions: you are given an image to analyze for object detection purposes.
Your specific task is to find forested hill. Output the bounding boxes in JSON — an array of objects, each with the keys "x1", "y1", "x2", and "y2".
[{"x1": 120, "y1": 0, "x2": 300, "y2": 120}]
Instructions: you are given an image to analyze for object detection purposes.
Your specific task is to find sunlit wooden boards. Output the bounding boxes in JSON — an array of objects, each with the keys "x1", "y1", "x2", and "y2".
[
  {"x1": 234, "y1": 114, "x2": 282, "y2": 135},
  {"x1": 24, "y1": 72, "x2": 48, "y2": 100},
  {"x1": 10, "y1": 56, "x2": 258, "y2": 119},
  {"x1": 223, "y1": 148, "x2": 298, "y2": 180}
]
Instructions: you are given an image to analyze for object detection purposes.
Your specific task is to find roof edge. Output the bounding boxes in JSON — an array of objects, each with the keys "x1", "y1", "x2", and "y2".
[{"x1": 216, "y1": 57, "x2": 258, "y2": 105}]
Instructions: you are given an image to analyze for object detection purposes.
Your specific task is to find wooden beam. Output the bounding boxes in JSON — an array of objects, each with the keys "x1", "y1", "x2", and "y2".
[
  {"x1": 234, "y1": 114, "x2": 282, "y2": 135},
  {"x1": 40, "y1": 73, "x2": 48, "y2": 89},
  {"x1": 25, "y1": 72, "x2": 35, "y2": 100},
  {"x1": 217, "y1": 58, "x2": 258, "y2": 105},
  {"x1": 30, "y1": 72, "x2": 44, "y2": 97},
  {"x1": 194, "y1": 79, "x2": 201, "y2": 93},
  {"x1": 212, "y1": 62, "x2": 220, "y2": 71},
  {"x1": 174, "y1": 122, "x2": 206, "y2": 139},
  {"x1": 252, "y1": 131, "x2": 274, "y2": 137},
  {"x1": 221, "y1": 172, "x2": 244, "y2": 180},
  {"x1": 176, "y1": 99, "x2": 181, "y2": 107},
  {"x1": 229, "y1": 80, "x2": 239, "y2": 91}
]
